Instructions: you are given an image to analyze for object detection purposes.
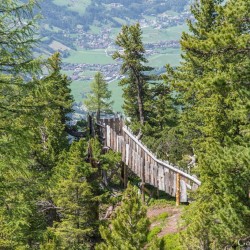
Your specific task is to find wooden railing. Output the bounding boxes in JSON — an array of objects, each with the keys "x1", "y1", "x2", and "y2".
[{"x1": 99, "y1": 116, "x2": 201, "y2": 204}]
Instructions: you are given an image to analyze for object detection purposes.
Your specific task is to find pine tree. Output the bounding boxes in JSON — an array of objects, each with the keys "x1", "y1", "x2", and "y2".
[
  {"x1": 0, "y1": 53, "x2": 74, "y2": 248},
  {"x1": 48, "y1": 139, "x2": 99, "y2": 249},
  {"x1": 96, "y1": 183, "x2": 150, "y2": 250},
  {"x1": 30, "y1": 52, "x2": 73, "y2": 171},
  {"x1": 0, "y1": 0, "x2": 40, "y2": 74},
  {"x1": 169, "y1": 0, "x2": 250, "y2": 248},
  {"x1": 0, "y1": 1, "x2": 50, "y2": 248},
  {"x1": 113, "y1": 23, "x2": 153, "y2": 132},
  {"x1": 142, "y1": 77, "x2": 182, "y2": 162},
  {"x1": 0, "y1": 0, "x2": 41, "y2": 164},
  {"x1": 84, "y1": 72, "x2": 113, "y2": 120}
]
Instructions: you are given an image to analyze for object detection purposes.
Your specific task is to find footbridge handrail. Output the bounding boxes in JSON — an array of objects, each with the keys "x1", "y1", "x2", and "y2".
[
  {"x1": 123, "y1": 126, "x2": 201, "y2": 186},
  {"x1": 98, "y1": 116, "x2": 201, "y2": 203}
]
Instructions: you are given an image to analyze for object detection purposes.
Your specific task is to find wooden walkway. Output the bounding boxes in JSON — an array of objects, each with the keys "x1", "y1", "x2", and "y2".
[{"x1": 99, "y1": 116, "x2": 201, "y2": 204}]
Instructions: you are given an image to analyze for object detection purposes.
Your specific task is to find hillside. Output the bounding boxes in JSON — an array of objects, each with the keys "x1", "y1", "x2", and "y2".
[
  {"x1": 37, "y1": 0, "x2": 190, "y2": 110},
  {"x1": 1, "y1": 1, "x2": 249, "y2": 249}
]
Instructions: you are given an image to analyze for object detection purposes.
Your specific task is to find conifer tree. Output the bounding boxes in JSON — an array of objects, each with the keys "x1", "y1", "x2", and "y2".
[
  {"x1": 0, "y1": 0, "x2": 40, "y2": 74},
  {"x1": 142, "y1": 79, "x2": 181, "y2": 162},
  {"x1": 48, "y1": 139, "x2": 98, "y2": 249},
  {"x1": 0, "y1": 53, "x2": 74, "y2": 248},
  {"x1": 30, "y1": 52, "x2": 73, "y2": 171},
  {"x1": 96, "y1": 183, "x2": 150, "y2": 250},
  {"x1": 0, "y1": 163, "x2": 47, "y2": 248},
  {"x1": 46, "y1": 137, "x2": 122, "y2": 249},
  {"x1": 113, "y1": 23, "x2": 153, "y2": 132},
  {"x1": 169, "y1": 0, "x2": 250, "y2": 248},
  {"x1": 0, "y1": 1, "x2": 50, "y2": 247},
  {"x1": 84, "y1": 72, "x2": 113, "y2": 120},
  {"x1": 0, "y1": 0, "x2": 41, "y2": 164}
]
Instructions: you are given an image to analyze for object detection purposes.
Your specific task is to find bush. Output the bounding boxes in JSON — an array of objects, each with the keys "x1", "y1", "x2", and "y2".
[
  {"x1": 163, "y1": 233, "x2": 182, "y2": 250},
  {"x1": 147, "y1": 226, "x2": 162, "y2": 242},
  {"x1": 151, "y1": 212, "x2": 169, "y2": 223}
]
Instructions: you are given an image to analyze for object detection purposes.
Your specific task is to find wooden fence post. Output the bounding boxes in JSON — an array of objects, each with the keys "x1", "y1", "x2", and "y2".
[
  {"x1": 141, "y1": 155, "x2": 145, "y2": 203},
  {"x1": 124, "y1": 163, "x2": 128, "y2": 188},
  {"x1": 176, "y1": 173, "x2": 180, "y2": 206}
]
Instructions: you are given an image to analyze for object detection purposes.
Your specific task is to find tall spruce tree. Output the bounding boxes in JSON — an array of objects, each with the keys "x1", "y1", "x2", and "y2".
[
  {"x1": 168, "y1": 0, "x2": 250, "y2": 248},
  {"x1": 84, "y1": 72, "x2": 113, "y2": 120},
  {"x1": 0, "y1": 1, "x2": 49, "y2": 248},
  {"x1": 142, "y1": 78, "x2": 182, "y2": 163},
  {"x1": 113, "y1": 23, "x2": 153, "y2": 133},
  {"x1": 30, "y1": 52, "x2": 73, "y2": 171},
  {"x1": 46, "y1": 137, "x2": 122, "y2": 249},
  {"x1": 47, "y1": 139, "x2": 98, "y2": 249},
  {"x1": 0, "y1": 53, "x2": 74, "y2": 248},
  {"x1": 0, "y1": 0, "x2": 41, "y2": 164},
  {"x1": 0, "y1": 2, "x2": 76, "y2": 246},
  {"x1": 96, "y1": 183, "x2": 150, "y2": 250}
]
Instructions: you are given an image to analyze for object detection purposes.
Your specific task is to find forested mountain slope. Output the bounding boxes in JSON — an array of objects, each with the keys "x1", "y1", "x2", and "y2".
[{"x1": 0, "y1": 0, "x2": 249, "y2": 249}]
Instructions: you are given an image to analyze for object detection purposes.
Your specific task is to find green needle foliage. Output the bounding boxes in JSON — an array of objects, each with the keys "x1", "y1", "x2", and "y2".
[
  {"x1": 0, "y1": 1, "x2": 48, "y2": 248},
  {"x1": 84, "y1": 72, "x2": 113, "y2": 120},
  {"x1": 113, "y1": 23, "x2": 153, "y2": 132},
  {"x1": 96, "y1": 183, "x2": 150, "y2": 250},
  {"x1": 166, "y1": 0, "x2": 250, "y2": 248},
  {"x1": 0, "y1": 0, "x2": 41, "y2": 164},
  {"x1": 142, "y1": 79, "x2": 183, "y2": 163},
  {"x1": 42, "y1": 137, "x2": 122, "y2": 249},
  {"x1": 30, "y1": 52, "x2": 73, "y2": 171},
  {"x1": 0, "y1": 0, "x2": 40, "y2": 74},
  {"x1": 47, "y1": 139, "x2": 98, "y2": 249}
]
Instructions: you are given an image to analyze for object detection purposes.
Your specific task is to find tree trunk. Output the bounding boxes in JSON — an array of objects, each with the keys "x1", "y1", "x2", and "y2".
[
  {"x1": 136, "y1": 79, "x2": 145, "y2": 126},
  {"x1": 97, "y1": 108, "x2": 100, "y2": 122}
]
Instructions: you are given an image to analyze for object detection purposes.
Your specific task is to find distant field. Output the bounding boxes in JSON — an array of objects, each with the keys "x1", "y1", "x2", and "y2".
[
  {"x1": 142, "y1": 24, "x2": 188, "y2": 43},
  {"x1": 71, "y1": 80, "x2": 87, "y2": 103},
  {"x1": 110, "y1": 24, "x2": 188, "y2": 44},
  {"x1": 79, "y1": 70, "x2": 98, "y2": 77},
  {"x1": 49, "y1": 40, "x2": 71, "y2": 51},
  {"x1": 53, "y1": 0, "x2": 91, "y2": 15},
  {"x1": 70, "y1": 79, "x2": 123, "y2": 112},
  {"x1": 148, "y1": 48, "x2": 181, "y2": 67},
  {"x1": 108, "y1": 80, "x2": 123, "y2": 112},
  {"x1": 65, "y1": 48, "x2": 181, "y2": 111},
  {"x1": 64, "y1": 49, "x2": 114, "y2": 64},
  {"x1": 62, "y1": 70, "x2": 74, "y2": 76},
  {"x1": 61, "y1": 22, "x2": 187, "y2": 112}
]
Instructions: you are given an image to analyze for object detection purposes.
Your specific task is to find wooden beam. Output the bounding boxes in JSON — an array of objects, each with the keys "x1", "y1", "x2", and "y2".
[
  {"x1": 176, "y1": 173, "x2": 180, "y2": 206},
  {"x1": 141, "y1": 154, "x2": 145, "y2": 203},
  {"x1": 124, "y1": 164, "x2": 128, "y2": 188}
]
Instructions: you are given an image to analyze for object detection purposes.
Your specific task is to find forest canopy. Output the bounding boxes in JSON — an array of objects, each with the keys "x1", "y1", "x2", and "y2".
[{"x1": 0, "y1": 0, "x2": 249, "y2": 249}]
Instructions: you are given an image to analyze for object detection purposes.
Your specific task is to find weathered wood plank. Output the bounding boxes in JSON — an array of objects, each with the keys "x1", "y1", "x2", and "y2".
[
  {"x1": 125, "y1": 144, "x2": 129, "y2": 165},
  {"x1": 169, "y1": 170, "x2": 173, "y2": 196},
  {"x1": 176, "y1": 173, "x2": 180, "y2": 206},
  {"x1": 122, "y1": 126, "x2": 201, "y2": 186},
  {"x1": 106, "y1": 125, "x2": 110, "y2": 147},
  {"x1": 164, "y1": 169, "x2": 170, "y2": 194},
  {"x1": 158, "y1": 165, "x2": 165, "y2": 191},
  {"x1": 172, "y1": 172, "x2": 177, "y2": 196},
  {"x1": 99, "y1": 117, "x2": 201, "y2": 201},
  {"x1": 145, "y1": 161, "x2": 150, "y2": 183},
  {"x1": 180, "y1": 180, "x2": 188, "y2": 203}
]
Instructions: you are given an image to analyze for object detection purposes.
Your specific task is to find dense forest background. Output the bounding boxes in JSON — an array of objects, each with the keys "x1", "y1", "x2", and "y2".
[{"x1": 0, "y1": 0, "x2": 249, "y2": 249}]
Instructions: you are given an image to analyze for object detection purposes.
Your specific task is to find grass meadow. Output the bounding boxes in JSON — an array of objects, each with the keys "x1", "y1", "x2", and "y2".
[
  {"x1": 142, "y1": 24, "x2": 188, "y2": 43},
  {"x1": 52, "y1": 0, "x2": 91, "y2": 15},
  {"x1": 53, "y1": 4, "x2": 187, "y2": 112},
  {"x1": 64, "y1": 49, "x2": 114, "y2": 64},
  {"x1": 63, "y1": 47, "x2": 182, "y2": 111},
  {"x1": 70, "y1": 79, "x2": 123, "y2": 112}
]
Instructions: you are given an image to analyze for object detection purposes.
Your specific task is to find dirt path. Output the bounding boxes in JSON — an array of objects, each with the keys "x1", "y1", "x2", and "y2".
[{"x1": 147, "y1": 205, "x2": 182, "y2": 236}]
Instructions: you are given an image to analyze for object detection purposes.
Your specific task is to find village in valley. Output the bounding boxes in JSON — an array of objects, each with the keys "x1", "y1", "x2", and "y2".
[
  {"x1": 37, "y1": 0, "x2": 193, "y2": 116},
  {"x1": 57, "y1": 9, "x2": 192, "y2": 85}
]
